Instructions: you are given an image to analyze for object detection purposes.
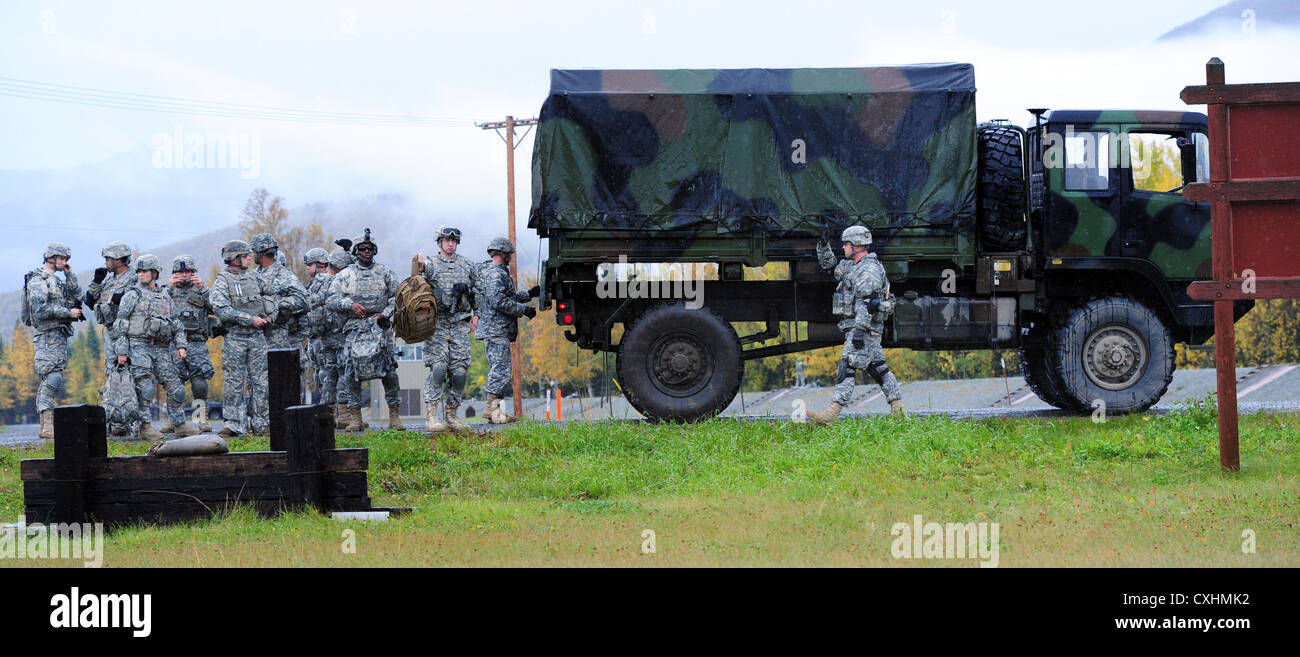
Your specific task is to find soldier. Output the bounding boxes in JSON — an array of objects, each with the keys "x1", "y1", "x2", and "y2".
[
  {"x1": 303, "y1": 248, "x2": 341, "y2": 414},
  {"x1": 250, "y1": 233, "x2": 309, "y2": 354},
  {"x1": 209, "y1": 240, "x2": 273, "y2": 437},
  {"x1": 111, "y1": 254, "x2": 197, "y2": 440},
  {"x1": 325, "y1": 249, "x2": 356, "y2": 428},
  {"x1": 25, "y1": 243, "x2": 83, "y2": 439},
  {"x1": 794, "y1": 355, "x2": 807, "y2": 388},
  {"x1": 85, "y1": 240, "x2": 137, "y2": 436},
  {"x1": 327, "y1": 229, "x2": 404, "y2": 432},
  {"x1": 414, "y1": 225, "x2": 479, "y2": 433},
  {"x1": 165, "y1": 255, "x2": 220, "y2": 433},
  {"x1": 475, "y1": 236, "x2": 538, "y2": 424},
  {"x1": 809, "y1": 225, "x2": 904, "y2": 424}
]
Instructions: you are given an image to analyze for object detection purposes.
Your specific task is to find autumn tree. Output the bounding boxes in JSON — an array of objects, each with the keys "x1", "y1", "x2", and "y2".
[
  {"x1": 238, "y1": 187, "x2": 331, "y2": 281},
  {"x1": 0, "y1": 321, "x2": 37, "y2": 421}
]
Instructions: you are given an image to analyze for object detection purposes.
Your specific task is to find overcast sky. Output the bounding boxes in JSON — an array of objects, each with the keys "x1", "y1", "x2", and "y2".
[{"x1": 2, "y1": 0, "x2": 1297, "y2": 256}]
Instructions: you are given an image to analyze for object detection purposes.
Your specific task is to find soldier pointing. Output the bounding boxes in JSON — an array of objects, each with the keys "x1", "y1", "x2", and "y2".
[{"x1": 809, "y1": 225, "x2": 904, "y2": 424}]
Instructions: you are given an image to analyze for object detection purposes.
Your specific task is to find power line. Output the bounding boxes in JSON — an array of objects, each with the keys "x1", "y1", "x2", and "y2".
[{"x1": 0, "y1": 76, "x2": 475, "y2": 127}]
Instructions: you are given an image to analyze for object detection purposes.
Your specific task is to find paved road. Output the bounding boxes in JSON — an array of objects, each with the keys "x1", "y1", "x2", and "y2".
[{"x1": 4, "y1": 365, "x2": 1298, "y2": 446}]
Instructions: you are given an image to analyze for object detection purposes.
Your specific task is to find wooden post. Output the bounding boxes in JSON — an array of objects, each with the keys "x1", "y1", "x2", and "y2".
[
  {"x1": 506, "y1": 116, "x2": 525, "y2": 420},
  {"x1": 285, "y1": 404, "x2": 331, "y2": 512},
  {"x1": 51, "y1": 405, "x2": 106, "y2": 524},
  {"x1": 267, "y1": 348, "x2": 302, "y2": 451},
  {"x1": 1204, "y1": 58, "x2": 1241, "y2": 471}
]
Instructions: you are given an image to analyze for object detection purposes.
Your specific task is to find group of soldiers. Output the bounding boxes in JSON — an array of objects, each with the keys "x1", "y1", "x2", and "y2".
[{"x1": 26, "y1": 226, "x2": 539, "y2": 440}]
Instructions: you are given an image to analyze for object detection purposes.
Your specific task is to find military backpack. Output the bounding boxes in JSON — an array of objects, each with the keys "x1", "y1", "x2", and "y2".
[{"x1": 394, "y1": 258, "x2": 439, "y2": 343}]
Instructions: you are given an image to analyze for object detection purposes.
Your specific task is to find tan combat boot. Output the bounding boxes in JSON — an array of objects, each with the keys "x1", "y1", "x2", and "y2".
[
  {"x1": 158, "y1": 418, "x2": 177, "y2": 433},
  {"x1": 889, "y1": 399, "x2": 907, "y2": 418},
  {"x1": 444, "y1": 402, "x2": 468, "y2": 432},
  {"x1": 334, "y1": 403, "x2": 348, "y2": 429},
  {"x1": 194, "y1": 401, "x2": 213, "y2": 432},
  {"x1": 425, "y1": 402, "x2": 446, "y2": 435},
  {"x1": 137, "y1": 422, "x2": 165, "y2": 441},
  {"x1": 388, "y1": 404, "x2": 405, "y2": 431},
  {"x1": 487, "y1": 393, "x2": 517, "y2": 424},
  {"x1": 808, "y1": 402, "x2": 843, "y2": 426},
  {"x1": 344, "y1": 406, "x2": 365, "y2": 433},
  {"x1": 38, "y1": 410, "x2": 54, "y2": 440},
  {"x1": 174, "y1": 422, "x2": 199, "y2": 437}
]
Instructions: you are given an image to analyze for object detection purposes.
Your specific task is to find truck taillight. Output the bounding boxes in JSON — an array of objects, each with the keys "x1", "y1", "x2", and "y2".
[
  {"x1": 556, "y1": 301, "x2": 574, "y2": 325},
  {"x1": 563, "y1": 314, "x2": 574, "y2": 325}
]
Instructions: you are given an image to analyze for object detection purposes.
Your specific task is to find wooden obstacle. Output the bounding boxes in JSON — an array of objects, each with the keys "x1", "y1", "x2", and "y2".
[{"x1": 21, "y1": 350, "x2": 395, "y2": 527}]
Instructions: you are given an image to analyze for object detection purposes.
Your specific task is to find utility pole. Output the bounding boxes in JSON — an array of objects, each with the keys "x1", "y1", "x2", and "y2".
[{"x1": 478, "y1": 115, "x2": 538, "y2": 419}]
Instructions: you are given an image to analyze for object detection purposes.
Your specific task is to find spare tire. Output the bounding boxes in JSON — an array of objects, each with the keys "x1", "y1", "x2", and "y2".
[{"x1": 977, "y1": 124, "x2": 1027, "y2": 251}]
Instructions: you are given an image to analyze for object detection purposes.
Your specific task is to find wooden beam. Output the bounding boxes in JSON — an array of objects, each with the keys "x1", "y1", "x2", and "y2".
[
  {"x1": 1183, "y1": 179, "x2": 1300, "y2": 203},
  {"x1": 51, "y1": 405, "x2": 105, "y2": 524},
  {"x1": 1180, "y1": 81, "x2": 1300, "y2": 106},
  {"x1": 21, "y1": 448, "x2": 369, "y2": 481},
  {"x1": 1187, "y1": 278, "x2": 1300, "y2": 300},
  {"x1": 286, "y1": 404, "x2": 330, "y2": 511},
  {"x1": 267, "y1": 348, "x2": 302, "y2": 450}
]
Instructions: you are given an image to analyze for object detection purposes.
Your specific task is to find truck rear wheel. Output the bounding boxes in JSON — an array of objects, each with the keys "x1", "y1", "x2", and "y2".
[
  {"x1": 1049, "y1": 297, "x2": 1174, "y2": 414},
  {"x1": 1019, "y1": 347, "x2": 1078, "y2": 410},
  {"x1": 616, "y1": 303, "x2": 743, "y2": 422},
  {"x1": 977, "y1": 124, "x2": 1027, "y2": 251}
]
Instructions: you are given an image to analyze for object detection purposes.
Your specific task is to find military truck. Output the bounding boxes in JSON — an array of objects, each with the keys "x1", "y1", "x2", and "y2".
[{"x1": 528, "y1": 64, "x2": 1252, "y2": 421}]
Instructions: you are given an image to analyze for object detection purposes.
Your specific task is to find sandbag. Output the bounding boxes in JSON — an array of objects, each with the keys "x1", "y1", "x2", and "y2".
[
  {"x1": 148, "y1": 434, "x2": 229, "y2": 457},
  {"x1": 395, "y1": 258, "x2": 438, "y2": 343}
]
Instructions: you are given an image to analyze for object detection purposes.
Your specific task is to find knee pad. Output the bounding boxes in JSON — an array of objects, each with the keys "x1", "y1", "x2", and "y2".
[
  {"x1": 449, "y1": 368, "x2": 467, "y2": 393},
  {"x1": 43, "y1": 371, "x2": 64, "y2": 392},
  {"x1": 429, "y1": 364, "x2": 447, "y2": 386},
  {"x1": 835, "y1": 359, "x2": 854, "y2": 385},
  {"x1": 867, "y1": 360, "x2": 890, "y2": 386},
  {"x1": 190, "y1": 378, "x2": 208, "y2": 400}
]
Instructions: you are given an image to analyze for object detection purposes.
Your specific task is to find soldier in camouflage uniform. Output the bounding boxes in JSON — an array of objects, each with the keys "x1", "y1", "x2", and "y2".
[
  {"x1": 112, "y1": 254, "x2": 198, "y2": 440},
  {"x1": 326, "y1": 249, "x2": 356, "y2": 428},
  {"x1": 25, "y1": 243, "x2": 83, "y2": 439},
  {"x1": 327, "y1": 230, "x2": 404, "y2": 432},
  {"x1": 85, "y1": 240, "x2": 137, "y2": 435},
  {"x1": 475, "y1": 236, "x2": 538, "y2": 424},
  {"x1": 809, "y1": 225, "x2": 904, "y2": 424},
  {"x1": 414, "y1": 225, "x2": 479, "y2": 433},
  {"x1": 250, "y1": 233, "x2": 309, "y2": 354},
  {"x1": 210, "y1": 240, "x2": 274, "y2": 437},
  {"x1": 303, "y1": 247, "x2": 344, "y2": 419},
  {"x1": 165, "y1": 255, "x2": 219, "y2": 433}
]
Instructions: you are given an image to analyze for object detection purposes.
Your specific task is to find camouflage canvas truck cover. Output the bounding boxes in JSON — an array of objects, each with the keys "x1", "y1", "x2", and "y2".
[{"x1": 530, "y1": 64, "x2": 1248, "y2": 422}]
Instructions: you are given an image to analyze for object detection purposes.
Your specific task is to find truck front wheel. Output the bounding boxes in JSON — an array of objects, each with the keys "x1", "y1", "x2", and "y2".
[
  {"x1": 616, "y1": 303, "x2": 743, "y2": 422},
  {"x1": 1050, "y1": 297, "x2": 1175, "y2": 414}
]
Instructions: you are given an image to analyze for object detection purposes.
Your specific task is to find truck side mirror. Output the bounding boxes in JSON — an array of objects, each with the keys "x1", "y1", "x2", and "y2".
[{"x1": 1177, "y1": 137, "x2": 1198, "y2": 184}]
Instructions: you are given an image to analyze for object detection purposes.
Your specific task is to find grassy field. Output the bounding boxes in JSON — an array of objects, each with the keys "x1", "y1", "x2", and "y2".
[{"x1": 1, "y1": 398, "x2": 1297, "y2": 567}]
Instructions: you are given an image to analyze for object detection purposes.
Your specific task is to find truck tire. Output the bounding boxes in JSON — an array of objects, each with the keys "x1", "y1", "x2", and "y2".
[
  {"x1": 1049, "y1": 297, "x2": 1175, "y2": 414},
  {"x1": 616, "y1": 303, "x2": 743, "y2": 422},
  {"x1": 977, "y1": 125, "x2": 1027, "y2": 251},
  {"x1": 1019, "y1": 347, "x2": 1078, "y2": 410}
]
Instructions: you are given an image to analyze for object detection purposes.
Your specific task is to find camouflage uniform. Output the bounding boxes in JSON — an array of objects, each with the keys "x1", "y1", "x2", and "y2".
[
  {"x1": 210, "y1": 245, "x2": 273, "y2": 436},
  {"x1": 476, "y1": 260, "x2": 532, "y2": 397},
  {"x1": 85, "y1": 241, "x2": 138, "y2": 433},
  {"x1": 25, "y1": 247, "x2": 81, "y2": 417},
  {"x1": 305, "y1": 267, "x2": 346, "y2": 405},
  {"x1": 814, "y1": 226, "x2": 902, "y2": 420},
  {"x1": 252, "y1": 245, "x2": 309, "y2": 352},
  {"x1": 112, "y1": 267, "x2": 190, "y2": 437},
  {"x1": 165, "y1": 256, "x2": 217, "y2": 430},
  {"x1": 421, "y1": 250, "x2": 478, "y2": 412},
  {"x1": 327, "y1": 243, "x2": 401, "y2": 427}
]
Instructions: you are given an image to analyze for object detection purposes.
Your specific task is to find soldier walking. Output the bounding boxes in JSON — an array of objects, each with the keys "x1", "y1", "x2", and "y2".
[
  {"x1": 165, "y1": 255, "x2": 219, "y2": 433},
  {"x1": 809, "y1": 225, "x2": 905, "y2": 424},
  {"x1": 85, "y1": 240, "x2": 137, "y2": 436},
  {"x1": 250, "y1": 233, "x2": 309, "y2": 353},
  {"x1": 475, "y1": 236, "x2": 538, "y2": 424},
  {"x1": 25, "y1": 243, "x2": 83, "y2": 439},
  {"x1": 327, "y1": 230, "x2": 404, "y2": 432},
  {"x1": 414, "y1": 225, "x2": 479, "y2": 433},
  {"x1": 210, "y1": 240, "x2": 273, "y2": 437},
  {"x1": 111, "y1": 254, "x2": 197, "y2": 440}
]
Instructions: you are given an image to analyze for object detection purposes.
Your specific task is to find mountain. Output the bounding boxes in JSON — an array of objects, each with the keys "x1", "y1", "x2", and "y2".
[{"x1": 1158, "y1": 0, "x2": 1300, "y2": 40}]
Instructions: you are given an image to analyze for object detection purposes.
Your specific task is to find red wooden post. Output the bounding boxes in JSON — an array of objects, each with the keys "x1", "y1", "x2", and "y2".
[{"x1": 1205, "y1": 59, "x2": 1240, "y2": 471}]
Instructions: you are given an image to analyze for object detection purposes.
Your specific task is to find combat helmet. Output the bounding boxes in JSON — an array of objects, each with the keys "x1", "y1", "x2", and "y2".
[
  {"x1": 136, "y1": 254, "x2": 162, "y2": 273},
  {"x1": 841, "y1": 225, "x2": 872, "y2": 247},
  {"x1": 328, "y1": 249, "x2": 353, "y2": 270},
  {"x1": 303, "y1": 247, "x2": 329, "y2": 265},
  {"x1": 222, "y1": 240, "x2": 252, "y2": 264},
  {"x1": 436, "y1": 225, "x2": 462, "y2": 243},
  {"x1": 101, "y1": 241, "x2": 132, "y2": 260},
  {"x1": 43, "y1": 242, "x2": 72, "y2": 260},
  {"x1": 350, "y1": 228, "x2": 377, "y2": 256},
  {"x1": 250, "y1": 232, "x2": 279, "y2": 255},
  {"x1": 486, "y1": 236, "x2": 515, "y2": 255},
  {"x1": 172, "y1": 255, "x2": 197, "y2": 272}
]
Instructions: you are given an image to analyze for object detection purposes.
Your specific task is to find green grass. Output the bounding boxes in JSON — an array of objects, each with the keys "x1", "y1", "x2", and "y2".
[{"x1": 2, "y1": 400, "x2": 1297, "y2": 566}]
